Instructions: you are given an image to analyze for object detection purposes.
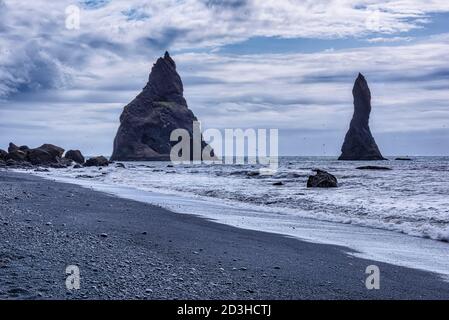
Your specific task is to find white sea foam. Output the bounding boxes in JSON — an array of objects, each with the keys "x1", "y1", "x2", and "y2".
[{"x1": 26, "y1": 157, "x2": 449, "y2": 241}]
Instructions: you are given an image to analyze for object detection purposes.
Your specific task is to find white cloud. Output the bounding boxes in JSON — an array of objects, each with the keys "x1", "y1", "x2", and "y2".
[
  {"x1": 1, "y1": 0, "x2": 449, "y2": 97},
  {"x1": 366, "y1": 36, "x2": 414, "y2": 43},
  {"x1": 1, "y1": 0, "x2": 449, "y2": 155}
]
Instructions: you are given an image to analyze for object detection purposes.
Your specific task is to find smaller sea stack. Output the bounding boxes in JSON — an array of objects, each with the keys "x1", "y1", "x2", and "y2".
[{"x1": 339, "y1": 73, "x2": 385, "y2": 161}]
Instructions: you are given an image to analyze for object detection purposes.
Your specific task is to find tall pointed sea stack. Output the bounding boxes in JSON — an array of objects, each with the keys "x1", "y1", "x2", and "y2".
[
  {"x1": 111, "y1": 52, "x2": 214, "y2": 161},
  {"x1": 338, "y1": 73, "x2": 385, "y2": 161}
]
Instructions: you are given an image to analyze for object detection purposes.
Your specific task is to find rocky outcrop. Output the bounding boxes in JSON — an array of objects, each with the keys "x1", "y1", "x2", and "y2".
[
  {"x1": 7, "y1": 149, "x2": 28, "y2": 162},
  {"x1": 111, "y1": 52, "x2": 214, "y2": 161},
  {"x1": 39, "y1": 144, "x2": 64, "y2": 158},
  {"x1": 8, "y1": 143, "x2": 29, "y2": 153},
  {"x1": 0, "y1": 149, "x2": 7, "y2": 160},
  {"x1": 307, "y1": 169, "x2": 338, "y2": 188},
  {"x1": 7, "y1": 143, "x2": 17, "y2": 153},
  {"x1": 4, "y1": 159, "x2": 32, "y2": 168},
  {"x1": 339, "y1": 73, "x2": 385, "y2": 161},
  {"x1": 27, "y1": 144, "x2": 65, "y2": 165},
  {"x1": 84, "y1": 156, "x2": 109, "y2": 167},
  {"x1": 357, "y1": 166, "x2": 391, "y2": 171},
  {"x1": 2, "y1": 142, "x2": 66, "y2": 167},
  {"x1": 27, "y1": 149, "x2": 55, "y2": 165},
  {"x1": 65, "y1": 150, "x2": 85, "y2": 164}
]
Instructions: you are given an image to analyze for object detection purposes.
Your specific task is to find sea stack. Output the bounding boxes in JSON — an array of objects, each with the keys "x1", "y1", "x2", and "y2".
[
  {"x1": 338, "y1": 73, "x2": 385, "y2": 161},
  {"x1": 111, "y1": 52, "x2": 214, "y2": 161}
]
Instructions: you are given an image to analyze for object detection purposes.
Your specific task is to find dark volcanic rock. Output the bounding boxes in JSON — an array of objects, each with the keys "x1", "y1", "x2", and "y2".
[
  {"x1": 357, "y1": 166, "x2": 392, "y2": 171},
  {"x1": 6, "y1": 159, "x2": 18, "y2": 166},
  {"x1": 7, "y1": 143, "x2": 29, "y2": 153},
  {"x1": 65, "y1": 150, "x2": 85, "y2": 164},
  {"x1": 7, "y1": 149, "x2": 28, "y2": 162},
  {"x1": 27, "y1": 149, "x2": 52, "y2": 165},
  {"x1": 8, "y1": 143, "x2": 19, "y2": 153},
  {"x1": 4, "y1": 143, "x2": 66, "y2": 166},
  {"x1": 0, "y1": 149, "x2": 8, "y2": 161},
  {"x1": 5, "y1": 159, "x2": 32, "y2": 168},
  {"x1": 307, "y1": 170, "x2": 338, "y2": 188},
  {"x1": 85, "y1": 156, "x2": 109, "y2": 167},
  {"x1": 38, "y1": 144, "x2": 64, "y2": 159},
  {"x1": 247, "y1": 171, "x2": 260, "y2": 177},
  {"x1": 30, "y1": 149, "x2": 64, "y2": 165},
  {"x1": 27, "y1": 144, "x2": 65, "y2": 165},
  {"x1": 56, "y1": 157, "x2": 73, "y2": 167},
  {"x1": 111, "y1": 52, "x2": 214, "y2": 161},
  {"x1": 8, "y1": 143, "x2": 17, "y2": 153},
  {"x1": 339, "y1": 74, "x2": 385, "y2": 161}
]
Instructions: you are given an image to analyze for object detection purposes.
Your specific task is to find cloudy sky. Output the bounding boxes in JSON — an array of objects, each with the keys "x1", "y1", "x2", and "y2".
[{"x1": 0, "y1": 0, "x2": 448, "y2": 156}]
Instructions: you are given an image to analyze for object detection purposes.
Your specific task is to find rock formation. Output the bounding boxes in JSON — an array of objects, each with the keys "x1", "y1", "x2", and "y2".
[
  {"x1": 84, "y1": 156, "x2": 109, "y2": 167},
  {"x1": 7, "y1": 149, "x2": 27, "y2": 162},
  {"x1": 8, "y1": 143, "x2": 29, "y2": 153},
  {"x1": 2, "y1": 142, "x2": 66, "y2": 167},
  {"x1": 339, "y1": 73, "x2": 385, "y2": 161},
  {"x1": 0, "y1": 149, "x2": 7, "y2": 160},
  {"x1": 27, "y1": 144, "x2": 65, "y2": 165},
  {"x1": 356, "y1": 166, "x2": 391, "y2": 171},
  {"x1": 111, "y1": 52, "x2": 214, "y2": 161},
  {"x1": 307, "y1": 169, "x2": 338, "y2": 188},
  {"x1": 65, "y1": 150, "x2": 85, "y2": 164}
]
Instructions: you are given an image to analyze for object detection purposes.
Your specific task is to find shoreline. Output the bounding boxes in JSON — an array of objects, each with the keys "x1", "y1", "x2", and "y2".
[
  {"x1": 22, "y1": 167, "x2": 449, "y2": 278},
  {"x1": 1, "y1": 170, "x2": 449, "y2": 299}
]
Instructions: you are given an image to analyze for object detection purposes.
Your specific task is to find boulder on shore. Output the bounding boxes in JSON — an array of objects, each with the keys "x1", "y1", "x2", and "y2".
[
  {"x1": 0, "y1": 149, "x2": 9, "y2": 160},
  {"x1": 84, "y1": 156, "x2": 109, "y2": 167},
  {"x1": 65, "y1": 150, "x2": 85, "y2": 164},
  {"x1": 38, "y1": 144, "x2": 64, "y2": 158},
  {"x1": 8, "y1": 143, "x2": 29, "y2": 153},
  {"x1": 27, "y1": 149, "x2": 54, "y2": 165},
  {"x1": 27, "y1": 144, "x2": 65, "y2": 165},
  {"x1": 3, "y1": 142, "x2": 66, "y2": 167},
  {"x1": 339, "y1": 74, "x2": 385, "y2": 161},
  {"x1": 5, "y1": 159, "x2": 32, "y2": 168},
  {"x1": 7, "y1": 143, "x2": 18, "y2": 153},
  {"x1": 7, "y1": 149, "x2": 28, "y2": 162},
  {"x1": 307, "y1": 170, "x2": 338, "y2": 188}
]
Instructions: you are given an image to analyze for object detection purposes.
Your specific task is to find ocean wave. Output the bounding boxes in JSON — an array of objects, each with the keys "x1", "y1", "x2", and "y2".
[{"x1": 20, "y1": 156, "x2": 449, "y2": 243}]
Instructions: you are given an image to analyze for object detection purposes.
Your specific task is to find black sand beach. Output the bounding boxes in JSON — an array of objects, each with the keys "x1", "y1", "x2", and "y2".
[{"x1": 0, "y1": 170, "x2": 448, "y2": 300}]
